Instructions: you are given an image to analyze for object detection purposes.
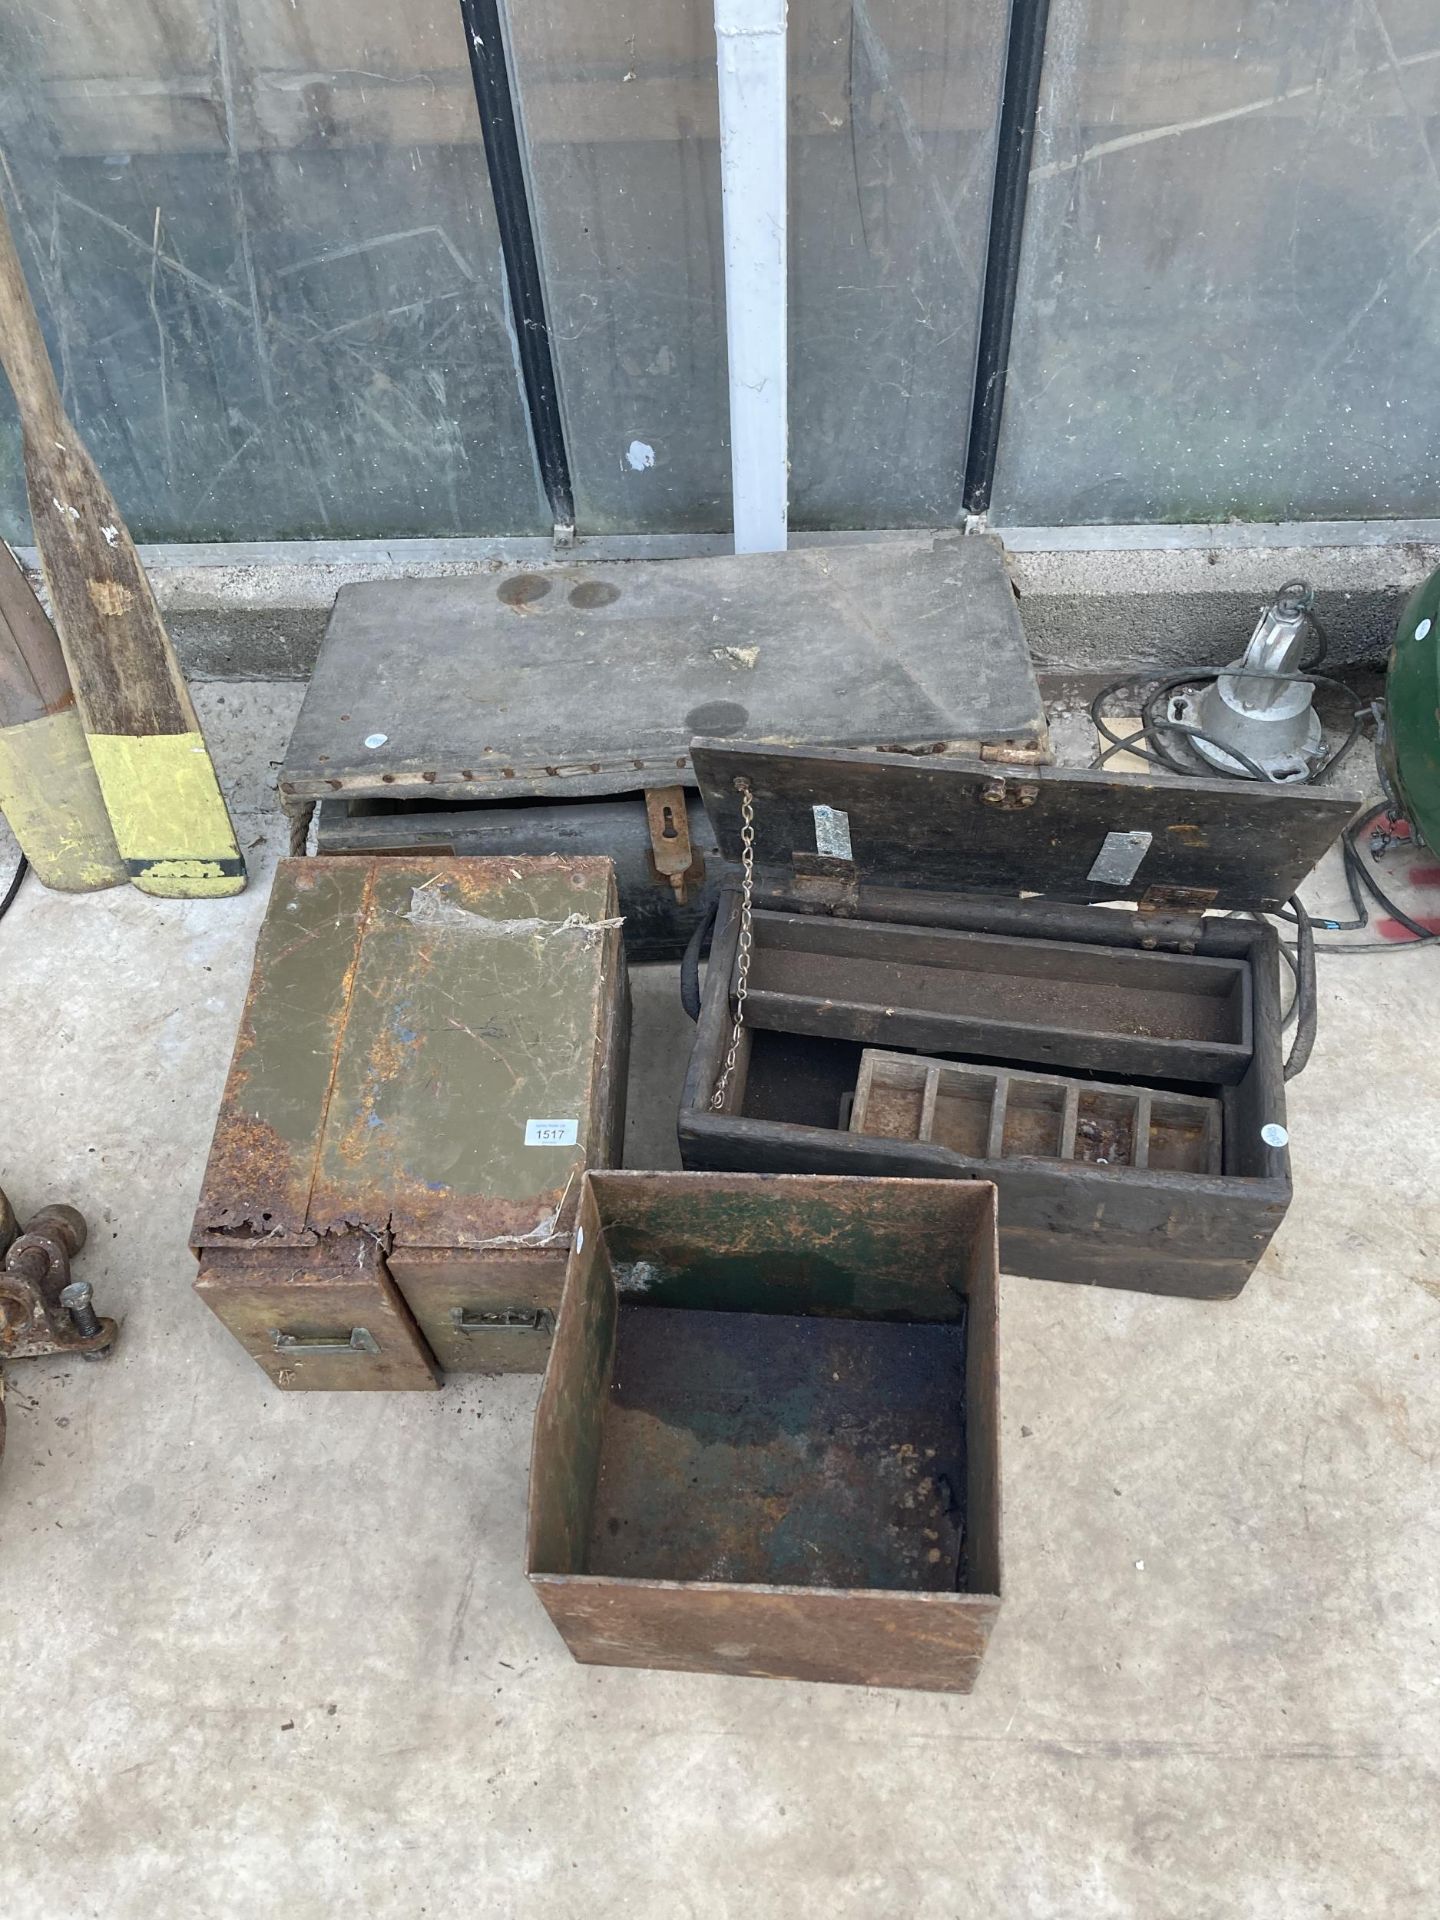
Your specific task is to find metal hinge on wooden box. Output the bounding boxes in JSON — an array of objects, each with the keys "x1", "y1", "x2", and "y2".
[
  {"x1": 678, "y1": 740, "x2": 1356, "y2": 1300},
  {"x1": 190, "y1": 856, "x2": 628, "y2": 1387},
  {"x1": 278, "y1": 538, "x2": 1049, "y2": 957}
]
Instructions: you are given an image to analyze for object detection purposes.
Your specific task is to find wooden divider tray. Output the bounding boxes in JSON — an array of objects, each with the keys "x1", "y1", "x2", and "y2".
[
  {"x1": 850, "y1": 1050, "x2": 1222, "y2": 1176},
  {"x1": 747, "y1": 912, "x2": 1253, "y2": 1085}
]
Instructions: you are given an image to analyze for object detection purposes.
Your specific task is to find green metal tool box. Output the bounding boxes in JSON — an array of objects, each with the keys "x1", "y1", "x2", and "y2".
[{"x1": 191, "y1": 855, "x2": 628, "y2": 1388}]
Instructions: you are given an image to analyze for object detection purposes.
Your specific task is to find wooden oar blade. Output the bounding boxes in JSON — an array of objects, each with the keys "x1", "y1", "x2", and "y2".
[
  {"x1": 0, "y1": 540, "x2": 126, "y2": 892},
  {"x1": 23, "y1": 437, "x2": 246, "y2": 898}
]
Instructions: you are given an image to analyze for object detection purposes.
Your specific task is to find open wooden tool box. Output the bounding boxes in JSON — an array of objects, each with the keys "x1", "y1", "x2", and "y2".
[
  {"x1": 679, "y1": 742, "x2": 1356, "y2": 1299},
  {"x1": 278, "y1": 538, "x2": 1048, "y2": 958},
  {"x1": 191, "y1": 856, "x2": 627, "y2": 1387},
  {"x1": 527, "y1": 1171, "x2": 1001, "y2": 1693}
]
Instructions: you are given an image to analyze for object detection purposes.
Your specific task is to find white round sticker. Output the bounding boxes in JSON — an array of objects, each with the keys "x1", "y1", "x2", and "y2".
[
  {"x1": 575, "y1": 1225, "x2": 585, "y2": 1254},
  {"x1": 364, "y1": 732, "x2": 388, "y2": 749},
  {"x1": 1261, "y1": 1122, "x2": 1289, "y2": 1149},
  {"x1": 1417, "y1": 618, "x2": 1433, "y2": 640}
]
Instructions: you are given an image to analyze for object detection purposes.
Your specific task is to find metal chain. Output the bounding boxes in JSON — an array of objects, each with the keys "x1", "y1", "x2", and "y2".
[{"x1": 711, "y1": 779, "x2": 755, "y2": 1110}]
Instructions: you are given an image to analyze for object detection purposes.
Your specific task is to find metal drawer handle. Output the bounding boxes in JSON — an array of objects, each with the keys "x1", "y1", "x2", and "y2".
[
  {"x1": 450, "y1": 1307, "x2": 553, "y2": 1336},
  {"x1": 270, "y1": 1327, "x2": 380, "y2": 1357}
]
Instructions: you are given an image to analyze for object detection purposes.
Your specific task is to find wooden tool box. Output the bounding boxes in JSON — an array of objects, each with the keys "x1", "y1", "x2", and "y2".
[
  {"x1": 678, "y1": 742, "x2": 1356, "y2": 1299},
  {"x1": 527, "y1": 1171, "x2": 1001, "y2": 1693},
  {"x1": 277, "y1": 538, "x2": 1048, "y2": 958},
  {"x1": 191, "y1": 856, "x2": 628, "y2": 1387}
]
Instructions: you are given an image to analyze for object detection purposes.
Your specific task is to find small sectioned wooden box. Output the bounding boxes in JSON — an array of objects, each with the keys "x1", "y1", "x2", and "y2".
[
  {"x1": 191, "y1": 856, "x2": 628, "y2": 1387},
  {"x1": 679, "y1": 742, "x2": 1355, "y2": 1300},
  {"x1": 527, "y1": 1171, "x2": 1001, "y2": 1693}
]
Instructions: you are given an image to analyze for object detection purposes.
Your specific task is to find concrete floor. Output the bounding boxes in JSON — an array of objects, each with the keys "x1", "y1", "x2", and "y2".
[{"x1": 1, "y1": 682, "x2": 1437, "y2": 1918}]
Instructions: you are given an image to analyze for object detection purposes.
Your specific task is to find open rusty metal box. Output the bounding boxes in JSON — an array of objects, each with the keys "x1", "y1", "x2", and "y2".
[
  {"x1": 191, "y1": 856, "x2": 628, "y2": 1387},
  {"x1": 679, "y1": 741, "x2": 1356, "y2": 1300},
  {"x1": 527, "y1": 1172, "x2": 1001, "y2": 1693}
]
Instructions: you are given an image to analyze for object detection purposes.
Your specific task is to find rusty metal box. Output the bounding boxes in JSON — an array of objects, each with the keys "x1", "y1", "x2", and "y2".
[
  {"x1": 191, "y1": 856, "x2": 628, "y2": 1388},
  {"x1": 527, "y1": 1171, "x2": 1001, "y2": 1693}
]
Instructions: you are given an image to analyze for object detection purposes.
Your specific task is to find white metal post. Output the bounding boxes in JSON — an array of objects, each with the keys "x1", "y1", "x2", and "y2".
[{"x1": 714, "y1": 0, "x2": 788, "y2": 554}]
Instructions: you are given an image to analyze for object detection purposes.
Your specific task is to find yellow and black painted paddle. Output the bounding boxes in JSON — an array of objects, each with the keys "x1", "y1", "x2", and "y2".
[
  {"x1": 0, "y1": 539, "x2": 125, "y2": 891},
  {"x1": 0, "y1": 192, "x2": 244, "y2": 897}
]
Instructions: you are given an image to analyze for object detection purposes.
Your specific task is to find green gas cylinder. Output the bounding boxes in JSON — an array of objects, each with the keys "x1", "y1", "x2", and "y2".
[{"x1": 1381, "y1": 564, "x2": 1440, "y2": 848}]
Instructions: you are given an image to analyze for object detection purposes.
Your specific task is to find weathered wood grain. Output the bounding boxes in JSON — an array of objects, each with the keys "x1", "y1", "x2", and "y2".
[
  {"x1": 0, "y1": 540, "x2": 125, "y2": 890},
  {"x1": 680, "y1": 886, "x2": 1290, "y2": 1299},
  {"x1": 279, "y1": 539, "x2": 1047, "y2": 805},
  {"x1": 692, "y1": 738, "x2": 1356, "y2": 911},
  {"x1": 0, "y1": 191, "x2": 242, "y2": 896}
]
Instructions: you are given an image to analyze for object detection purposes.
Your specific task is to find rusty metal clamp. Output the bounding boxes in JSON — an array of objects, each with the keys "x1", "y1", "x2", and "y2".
[{"x1": 0, "y1": 1195, "x2": 117, "y2": 1364}]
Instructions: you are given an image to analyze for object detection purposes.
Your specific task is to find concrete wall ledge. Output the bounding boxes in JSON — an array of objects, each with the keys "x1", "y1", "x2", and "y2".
[
  {"x1": 998, "y1": 521, "x2": 1440, "y2": 672},
  {"x1": 12, "y1": 522, "x2": 1438, "y2": 679}
]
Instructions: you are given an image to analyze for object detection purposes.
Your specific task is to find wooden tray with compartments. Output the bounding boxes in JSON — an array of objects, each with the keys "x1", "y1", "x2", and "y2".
[
  {"x1": 678, "y1": 741, "x2": 1356, "y2": 1299},
  {"x1": 850, "y1": 1051, "x2": 1223, "y2": 1177},
  {"x1": 190, "y1": 856, "x2": 628, "y2": 1387}
]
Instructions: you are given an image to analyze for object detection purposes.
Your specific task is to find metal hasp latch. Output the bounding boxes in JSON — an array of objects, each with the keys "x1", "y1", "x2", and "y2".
[
  {"x1": 644, "y1": 786, "x2": 704, "y2": 905},
  {"x1": 0, "y1": 1194, "x2": 117, "y2": 1364},
  {"x1": 1133, "y1": 885, "x2": 1218, "y2": 953}
]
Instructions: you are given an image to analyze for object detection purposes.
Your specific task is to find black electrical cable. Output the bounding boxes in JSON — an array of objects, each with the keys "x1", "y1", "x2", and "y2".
[
  {"x1": 1141, "y1": 668, "x2": 1366, "y2": 785},
  {"x1": 1089, "y1": 667, "x2": 1420, "y2": 1080},
  {"x1": 0, "y1": 853, "x2": 27, "y2": 923},
  {"x1": 680, "y1": 897, "x2": 718, "y2": 1022},
  {"x1": 1339, "y1": 811, "x2": 1436, "y2": 942},
  {"x1": 1091, "y1": 665, "x2": 1366, "y2": 786},
  {"x1": 1266, "y1": 805, "x2": 1439, "y2": 947},
  {"x1": 1282, "y1": 895, "x2": 1317, "y2": 1081}
]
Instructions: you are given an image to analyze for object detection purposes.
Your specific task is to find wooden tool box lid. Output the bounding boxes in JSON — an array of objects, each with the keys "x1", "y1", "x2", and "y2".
[
  {"x1": 278, "y1": 538, "x2": 1047, "y2": 805},
  {"x1": 691, "y1": 740, "x2": 1358, "y2": 912},
  {"x1": 191, "y1": 856, "x2": 621, "y2": 1255}
]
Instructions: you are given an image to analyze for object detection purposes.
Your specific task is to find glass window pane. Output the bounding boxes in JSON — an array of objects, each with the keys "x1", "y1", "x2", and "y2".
[
  {"x1": 505, "y1": 0, "x2": 1009, "y2": 533},
  {"x1": 993, "y1": 0, "x2": 1440, "y2": 525},
  {"x1": 0, "y1": 0, "x2": 545, "y2": 542},
  {"x1": 792, "y1": 0, "x2": 1010, "y2": 527}
]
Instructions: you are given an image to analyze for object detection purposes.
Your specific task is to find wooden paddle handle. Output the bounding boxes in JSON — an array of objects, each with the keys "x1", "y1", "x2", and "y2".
[{"x1": 0, "y1": 191, "x2": 67, "y2": 438}]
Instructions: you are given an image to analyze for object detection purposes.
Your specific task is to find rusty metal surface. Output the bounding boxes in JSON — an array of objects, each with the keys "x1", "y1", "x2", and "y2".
[
  {"x1": 192, "y1": 855, "x2": 622, "y2": 1258},
  {"x1": 387, "y1": 1248, "x2": 567, "y2": 1375},
  {"x1": 193, "y1": 1237, "x2": 440, "y2": 1391},
  {"x1": 530, "y1": 1578, "x2": 998, "y2": 1694},
  {"x1": 643, "y1": 785, "x2": 702, "y2": 906},
  {"x1": 527, "y1": 1171, "x2": 1001, "y2": 1694},
  {"x1": 587, "y1": 1305, "x2": 967, "y2": 1591},
  {"x1": 306, "y1": 857, "x2": 619, "y2": 1250},
  {"x1": 192, "y1": 859, "x2": 373, "y2": 1245},
  {"x1": 0, "y1": 1200, "x2": 117, "y2": 1363}
]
